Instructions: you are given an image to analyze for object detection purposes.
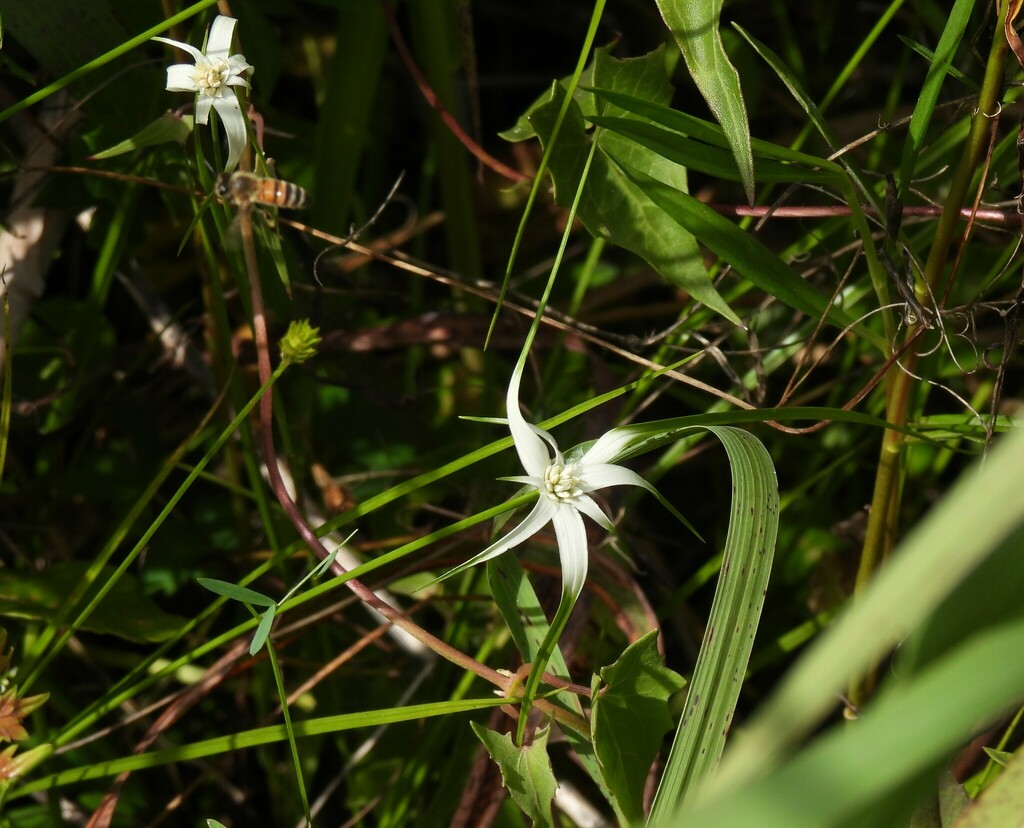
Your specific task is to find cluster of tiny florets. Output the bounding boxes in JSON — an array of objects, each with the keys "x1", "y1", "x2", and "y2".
[{"x1": 543, "y1": 462, "x2": 582, "y2": 502}]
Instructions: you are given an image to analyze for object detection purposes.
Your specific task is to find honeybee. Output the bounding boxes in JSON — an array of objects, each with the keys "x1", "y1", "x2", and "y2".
[{"x1": 214, "y1": 171, "x2": 310, "y2": 210}]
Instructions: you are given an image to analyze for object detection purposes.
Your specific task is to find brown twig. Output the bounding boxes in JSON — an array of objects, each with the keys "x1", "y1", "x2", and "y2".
[{"x1": 236, "y1": 204, "x2": 588, "y2": 735}]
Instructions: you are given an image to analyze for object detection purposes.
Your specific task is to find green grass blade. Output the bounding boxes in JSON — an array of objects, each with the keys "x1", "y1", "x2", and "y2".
[
  {"x1": 670, "y1": 622, "x2": 1024, "y2": 827},
  {"x1": 613, "y1": 162, "x2": 870, "y2": 341},
  {"x1": 11, "y1": 697, "x2": 509, "y2": 797},
  {"x1": 704, "y1": 424, "x2": 1024, "y2": 798},
  {"x1": 648, "y1": 425, "x2": 778, "y2": 822},
  {"x1": 656, "y1": 0, "x2": 754, "y2": 202},
  {"x1": 895, "y1": 0, "x2": 976, "y2": 200}
]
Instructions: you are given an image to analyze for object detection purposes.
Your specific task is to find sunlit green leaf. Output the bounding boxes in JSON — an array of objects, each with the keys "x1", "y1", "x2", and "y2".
[
  {"x1": 249, "y1": 605, "x2": 276, "y2": 655},
  {"x1": 528, "y1": 77, "x2": 740, "y2": 324},
  {"x1": 701, "y1": 425, "x2": 1024, "y2": 804},
  {"x1": 591, "y1": 630, "x2": 685, "y2": 826},
  {"x1": 896, "y1": 0, "x2": 976, "y2": 199},
  {"x1": 655, "y1": 0, "x2": 754, "y2": 202},
  {"x1": 615, "y1": 163, "x2": 860, "y2": 335},
  {"x1": 669, "y1": 622, "x2": 1024, "y2": 827},
  {"x1": 89, "y1": 112, "x2": 194, "y2": 160},
  {"x1": 650, "y1": 426, "x2": 778, "y2": 820},
  {"x1": 472, "y1": 723, "x2": 557, "y2": 828},
  {"x1": 196, "y1": 577, "x2": 276, "y2": 608},
  {"x1": 15, "y1": 697, "x2": 511, "y2": 794}
]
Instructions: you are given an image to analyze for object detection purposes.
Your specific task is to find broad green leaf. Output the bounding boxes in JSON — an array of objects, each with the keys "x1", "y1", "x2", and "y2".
[
  {"x1": 196, "y1": 577, "x2": 276, "y2": 608},
  {"x1": 591, "y1": 630, "x2": 686, "y2": 826},
  {"x1": 501, "y1": 44, "x2": 670, "y2": 142},
  {"x1": 615, "y1": 162, "x2": 860, "y2": 336},
  {"x1": 896, "y1": 521, "x2": 1024, "y2": 676},
  {"x1": 0, "y1": 563, "x2": 185, "y2": 643},
  {"x1": 472, "y1": 723, "x2": 558, "y2": 828},
  {"x1": 667, "y1": 622, "x2": 1024, "y2": 828},
  {"x1": 702, "y1": 424, "x2": 1024, "y2": 801},
  {"x1": 487, "y1": 552, "x2": 616, "y2": 815},
  {"x1": 206, "y1": 821, "x2": 228, "y2": 828},
  {"x1": 656, "y1": 0, "x2": 754, "y2": 202},
  {"x1": 649, "y1": 426, "x2": 778, "y2": 821},
  {"x1": 528, "y1": 79, "x2": 740, "y2": 324},
  {"x1": 896, "y1": 0, "x2": 976, "y2": 200},
  {"x1": 88, "y1": 112, "x2": 193, "y2": 160}
]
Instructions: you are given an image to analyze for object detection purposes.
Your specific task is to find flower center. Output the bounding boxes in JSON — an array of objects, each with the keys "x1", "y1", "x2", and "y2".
[
  {"x1": 543, "y1": 463, "x2": 582, "y2": 502},
  {"x1": 192, "y1": 58, "x2": 230, "y2": 97}
]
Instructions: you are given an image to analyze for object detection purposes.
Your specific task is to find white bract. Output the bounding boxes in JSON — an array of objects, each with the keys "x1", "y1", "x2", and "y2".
[
  {"x1": 444, "y1": 365, "x2": 665, "y2": 606},
  {"x1": 154, "y1": 16, "x2": 253, "y2": 170}
]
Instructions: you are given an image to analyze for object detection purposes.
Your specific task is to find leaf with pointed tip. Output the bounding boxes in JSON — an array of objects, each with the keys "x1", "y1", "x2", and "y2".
[
  {"x1": 196, "y1": 577, "x2": 275, "y2": 608},
  {"x1": 528, "y1": 77, "x2": 740, "y2": 324},
  {"x1": 89, "y1": 112, "x2": 193, "y2": 160},
  {"x1": 615, "y1": 161, "x2": 861, "y2": 336},
  {"x1": 656, "y1": 0, "x2": 754, "y2": 202},
  {"x1": 472, "y1": 723, "x2": 557, "y2": 828},
  {"x1": 591, "y1": 630, "x2": 686, "y2": 826},
  {"x1": 895, "y1": 0, "x2": 975, "y2": 200},
  {"x1": 249, "y1": 605, "x2": 276, "y2": 655}
]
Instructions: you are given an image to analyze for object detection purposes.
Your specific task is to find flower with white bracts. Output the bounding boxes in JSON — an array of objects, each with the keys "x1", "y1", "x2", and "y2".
[
  {"x1": 443, "y1": 364, "x2": 679, "y2": 608},
  {"x1": 154, "y1": 16, "x2": 253, "y2": 170}
]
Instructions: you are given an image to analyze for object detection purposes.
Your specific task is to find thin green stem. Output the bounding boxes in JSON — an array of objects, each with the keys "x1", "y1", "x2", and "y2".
[
  {"x1": 849, "y1": 0, "x2": 1009, "y2": 710},
  {"x1": 515, "y1": 595, "x2": 574, "y2": 745},
  {"x1": 512, "y1": 134, "x2": 601, "y2": 745},
  {"x1": 266, "y1": 642, "x2": 312, "y2": 826},
  {"x1": 485, "y1": 0, "x2": 607, "y2": 347}
]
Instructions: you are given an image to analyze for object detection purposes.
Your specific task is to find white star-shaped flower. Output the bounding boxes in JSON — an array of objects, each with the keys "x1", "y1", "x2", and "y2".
[
  {"x1": 444, "y1": 364, "x2": 674, "y2": 608},
  {"x1": 154, "y1": 16, "x2": 253, "y2": 170}
]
